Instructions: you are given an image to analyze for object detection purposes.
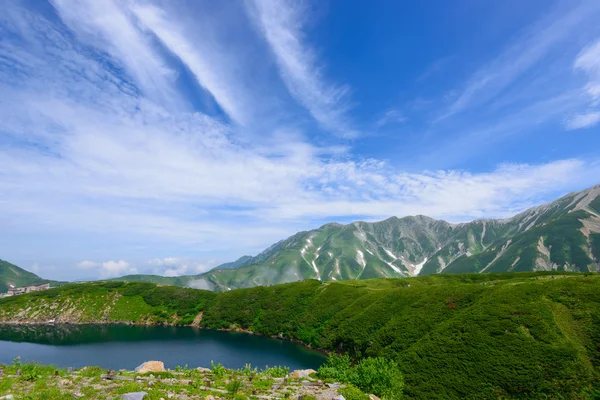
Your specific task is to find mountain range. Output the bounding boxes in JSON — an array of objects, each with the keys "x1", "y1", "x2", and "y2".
[
  {"x1": 2, "y1": 185, "x2": 599, "y2": 292},
  {"x1": 109, "y1": 184, "x2": 600, "y2": 291}
]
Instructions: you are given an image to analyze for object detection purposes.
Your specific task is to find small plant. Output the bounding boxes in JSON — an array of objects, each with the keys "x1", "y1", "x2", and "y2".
[
  {"x1": 174, "y1": 364, "x2": 188, "y2": 372},
  {"x1": 226, "y1": 379, "x2": 243, "y2": 395},
  {"x1": 240, "y1": 363, "x2": 258, "y2": 375},
  {"x1": 263, "y1": 365, "x2": 289, "y2": 378},
  {"x1": 211, "y1": 360, "x2": 227, "y2": 378}
]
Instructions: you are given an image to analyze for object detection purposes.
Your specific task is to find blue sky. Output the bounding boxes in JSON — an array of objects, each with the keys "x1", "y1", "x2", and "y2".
[{"x1": 1, "y1": 0, "x2": 600, "y2": 280}]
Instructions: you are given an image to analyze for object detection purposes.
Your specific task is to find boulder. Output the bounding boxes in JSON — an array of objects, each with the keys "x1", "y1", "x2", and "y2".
[
  {"x1": 135, "y1": 361, "x2": 165, "y2": 374},
  {"x1": 120, "y1": 393, "x2": 147, "y2": 400},
  {"x1": 333, "y1": 396, "x2": 345, "y2": 400},
  {"x1": 290, "y1": 369, "x2": 317, "y2": 379},
  {"x1": 368, "y1": 395, "x2": 380, "y2": 400},
  {"x1": 196, "y1": 367, "x2": 211, "y2": 372}
]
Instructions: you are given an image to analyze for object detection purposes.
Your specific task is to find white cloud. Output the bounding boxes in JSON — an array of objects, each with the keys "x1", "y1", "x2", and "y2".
[
  {"x1": 77, "y1": 260, "x2": 137, "y2": 278},
  {"x1": 77, "y1": 261, "x2": 98, "y2": 269},
  {"x1": 50, "y1": 0, "x2": 181, "y2": 110},
  {"x1": 566, "y1": 112, "x2": 600, "y2": 129},
  {"x1": 246, "y1": 0, "x2": 354, "y2": 136},
  {"x1": 566, "y1": 38, "x2": 600, "y2": 130},
  {"x1": 131, "y1": 4, "x2": 253, "y2": 125},
  {"x1": 376, "y1": 110, "x2": 406, "y2": 128},
  {"x1": 147, "y1": 258, "x2": 213, "y2": 277},
  {"x1": 148, "y1": 258, "x2": 181, "y2": 267},
  {"x1": 575, "y1": 38, "x2": 600, "y2": 100}
]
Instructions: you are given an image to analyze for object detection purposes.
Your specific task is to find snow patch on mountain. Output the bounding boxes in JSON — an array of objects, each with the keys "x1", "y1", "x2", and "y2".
[
  {"x1": 413, "y1": 258, "x2": 428, "y2": 276},
  {"x1": 356, "y1": 249, "x2": 366, "y2": 269},
  {"x1": 383, "y1": 248, "x2": 397, "y2": 260}
]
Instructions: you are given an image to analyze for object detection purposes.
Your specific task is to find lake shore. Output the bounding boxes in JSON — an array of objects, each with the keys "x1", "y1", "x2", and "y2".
[{"x1": 0, "y1": 359, "x2": 350, "y2": 400}]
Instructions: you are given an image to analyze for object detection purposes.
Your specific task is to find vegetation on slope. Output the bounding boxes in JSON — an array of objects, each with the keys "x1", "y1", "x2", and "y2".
[
  {"x1": 0, "y1": 258, "x2": 47, "y2": 293},
  {"x1": 0, "y1": 281, "x2": 215, "y2": 325},
  {"x1": 1, "y1": 272, "x2": 600, "y2": 399}
]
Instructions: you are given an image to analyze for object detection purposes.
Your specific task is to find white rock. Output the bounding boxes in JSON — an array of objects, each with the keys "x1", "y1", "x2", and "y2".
[{"x1": 120, "y1": 392, "x2": 147, "y2": 400}]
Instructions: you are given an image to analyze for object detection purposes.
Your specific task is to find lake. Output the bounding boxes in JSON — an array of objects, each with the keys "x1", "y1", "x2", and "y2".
[{"x1": 0, "y1": 324, "x2": 325, "y2": 370}]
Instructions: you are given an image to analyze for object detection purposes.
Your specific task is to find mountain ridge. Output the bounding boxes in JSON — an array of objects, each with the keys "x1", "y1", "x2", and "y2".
[
  {"x1": 197, "y1": 184, "x2": 600, "y2": 290},
  {"x1": 0, "y1": 259, "x2": 48, "y2": 293}
]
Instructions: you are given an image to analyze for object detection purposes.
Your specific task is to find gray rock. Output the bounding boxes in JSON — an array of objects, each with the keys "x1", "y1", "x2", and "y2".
[
  {"x1": 290, "y1": 368, "x2": 317, "y2": 379},
  {"x1": 120, "y1": 392, "x2": 147, "y2": 400},
  {"x1": 0, "y1": 395, "x2": 15, "y2": 400},
  {"x1": 327, "y1": 382, "x2": 342, "y2": 389},
  {"x1": 333, "y1": 396, "x2": 345, "y2": 400}
]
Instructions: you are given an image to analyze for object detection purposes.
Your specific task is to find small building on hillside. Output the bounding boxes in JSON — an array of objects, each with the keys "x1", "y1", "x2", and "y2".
[{"x1": 6, "y1": 282, "x2": 50, "y2": 296}]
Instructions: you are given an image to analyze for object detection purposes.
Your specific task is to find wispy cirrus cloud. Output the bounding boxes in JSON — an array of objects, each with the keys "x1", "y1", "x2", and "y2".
[
  {"x1": 50, "y1": 0, "x2": 181, "y2": 110},
  {"x1": 245, "y1": 0, "x2": 355, "y2": 136},
  {"x1": 566, "y1": 112, "x2": 600, "y2": 130},
  {"x1": 438, "y1": 0, "x2": 600, "y2": 121},
  {"x1": 574, "y1": 37, "x2": 600, "y2": 101},
  {"x1": 568, "y1": 38, "x2": 600, "y2": 129},
  {"x1": 131, "y1": 3, "x2": 254, "y2": 125},
  {"x1": 376, "y1": 109, "x2": 406, "y2": 128}
]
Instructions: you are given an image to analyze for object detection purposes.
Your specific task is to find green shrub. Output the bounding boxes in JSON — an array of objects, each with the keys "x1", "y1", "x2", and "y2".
[
  {"x1": 319, "y1": 354, "x2": 403, "y2": 399},
  {"x1": 340, "y1": 384, "x2": 370, "y2": 400},
  {"x1": 353, "y1": 357, "x2": 403, "y2": 399},
  {"x1": 318, "y1": 354, "x2": 353, "y2": 381}
]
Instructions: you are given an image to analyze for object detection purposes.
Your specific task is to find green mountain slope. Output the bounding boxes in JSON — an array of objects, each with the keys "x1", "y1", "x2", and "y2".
[
  {"x1": 113, "y1": 184, "x2": 600, "y2": 291},
  {"x1": 421, "y1": 184, "x2": 600, "y2": 275},
  {"x1": 0, "y1": 259, "x2": 46, "y2": 293},
  {"x1": 1, "y1": 273, "x2": 599, "y2": 399}
]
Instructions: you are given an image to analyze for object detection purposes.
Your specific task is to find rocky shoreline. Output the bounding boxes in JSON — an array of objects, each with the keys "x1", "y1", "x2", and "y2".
[{"x1": 0, "y1": 359, "x2": 371, "y2": 400}]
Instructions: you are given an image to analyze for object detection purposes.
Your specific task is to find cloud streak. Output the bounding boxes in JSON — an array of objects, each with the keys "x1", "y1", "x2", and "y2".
[
  {"x1": 438, "y1": 0, "x2": 600, "y2": 121},
  {"x1": 246, "y1": 0, "x2": 354, "y2": 136}
]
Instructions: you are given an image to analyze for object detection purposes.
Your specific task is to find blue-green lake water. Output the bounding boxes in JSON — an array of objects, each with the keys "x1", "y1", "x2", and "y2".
[{"x1": 0, "y1": 324, "x2": 325, "y2": 370}]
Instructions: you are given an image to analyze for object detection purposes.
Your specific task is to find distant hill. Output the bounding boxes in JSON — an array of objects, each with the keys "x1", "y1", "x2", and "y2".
[
  {"x1": 108, "y1": 274, "x2": 192, "y2": 287},
  {"x1": 113, "y1": 184, "x2": 600, "y2": 291},
  {"x1": 0, "y1": 259, "x2": 47, "y2": 293},
  {"x1": 209, "y1": 255, "x2": 254, "y2": 271}
]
